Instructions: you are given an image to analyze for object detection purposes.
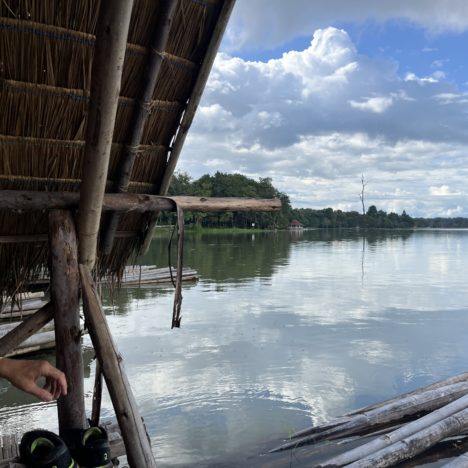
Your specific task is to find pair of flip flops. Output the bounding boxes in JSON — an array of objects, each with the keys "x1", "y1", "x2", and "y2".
[{"x1": 19, "y1": 426, "x2": 113, "y2": 468}]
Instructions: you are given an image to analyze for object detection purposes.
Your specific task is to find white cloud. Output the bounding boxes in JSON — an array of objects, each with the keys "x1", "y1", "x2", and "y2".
[
  {"x1": 226, "y1": 0, "x2": 468, "y2": 52},
  {"x1": 179, "y1": 26, "x2": 468, "y2": 217},
  {"x1": 429, "y1": 185, "x2": 462, "y2": 196},
  {"x1": 349, "y1": 96, "x2": 394, "y2": 113}
]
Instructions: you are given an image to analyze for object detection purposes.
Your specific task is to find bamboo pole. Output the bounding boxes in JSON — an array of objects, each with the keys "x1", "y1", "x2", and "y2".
[
  {"x1": 49, "y1": 210, "x2": 86, "y2": 431},
  {"x1": 0, "y1": 191, "x2": 281, "y2": 213},
  {"x1": 269, "y1": 381, "x2": 468, "y2": 452},
  {"x1": 102, "y1": 0, "x2": 179, "y2": 255},
  {"x1": 346, "y1": 407, "x2": 468, "y2": 468},
  {"x1": 140, "y1": 0, "x2": 237, "y2": 254},
  {"x1": 320, "y1": 392, "x2": 468, "y2": 467},
  {"x1": 345, "y1": 372, "x2": 468, "y2": 417},
  {"x1": 79, "y1": 264, "x2": 157, "y2": 467},
  {"x1": 78, "y1": 0, "x2": 134, "y2": 269},
  {"x1": 0, "y1": 303, "x2": 54, "y2": 356}
]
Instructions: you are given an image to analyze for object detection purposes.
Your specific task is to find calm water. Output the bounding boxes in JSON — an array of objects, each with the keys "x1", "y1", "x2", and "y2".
[{"x1": 1, "y1": 229, "x2": 468, "y2": 466}]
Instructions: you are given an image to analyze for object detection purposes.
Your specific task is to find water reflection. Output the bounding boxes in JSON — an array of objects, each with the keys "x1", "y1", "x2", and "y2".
[{"x1": 1, "y1": 229, "x2": 468, "y2": 467}]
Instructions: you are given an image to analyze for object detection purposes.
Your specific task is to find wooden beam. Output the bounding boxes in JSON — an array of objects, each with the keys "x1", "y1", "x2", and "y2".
[
  {"x1": 78, "y1": 0, "x2": 134, "y2": 269},
  {"x1": 0, "y1": 231, "x2": 137, "y2": 244},
  {"x1": 140, "y1": 0, "x2": 237, "y2": 254},
  {"x1": 0, "y1": 191, "x2": 281, "y2": 212},
  {"x1": 79, "y1": 264, "x2": 157, "y2": 467},
  {"x1": 49, "y1": 210, "x2": 86, "y2": 431},
  {"x1": 102, "y1": 0, "x2": 179, "y2": 255},
  {"x1": 0, "y1": 302, "x2": 54, "y2": 357}
]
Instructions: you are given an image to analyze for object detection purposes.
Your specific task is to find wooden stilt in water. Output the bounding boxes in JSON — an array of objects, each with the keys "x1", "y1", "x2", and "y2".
[
  {"x1": 0, "y1": 302, "x2": 54, "y2": 356},
  {"x1": 49, "y1": 210, "x2": 86, "y2": 431},
  {"x1": 79, "y1": 264, "x2": 157, "y2": 467},
  {"x1": 91, "y1": 359, "x2": 103, "y2": 426}
]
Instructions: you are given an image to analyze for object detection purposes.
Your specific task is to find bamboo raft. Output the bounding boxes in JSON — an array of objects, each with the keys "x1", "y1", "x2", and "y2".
[
  {"x1": 0, "y1": 321, "x2": 55, "y2": 357},
  {"x1": 269, "y1": 372, "x2": 468, "y2": 467},
  {"x1": 21, "y1": 265, "x2": 198, "y2": 289}
]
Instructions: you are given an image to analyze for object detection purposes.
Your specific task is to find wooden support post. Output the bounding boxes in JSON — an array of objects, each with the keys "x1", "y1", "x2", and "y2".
[
  {"x1": 78, "y1": 0, "x2": 134, "y2": 269},
  {"x1": 0, "y1": 302, "x2": 54, "y2": 357},
  {"x1": 49, "y1": 210, "x2": 86, "y2": 431},
  {"x1": 79, "y1": 264, "x2": 157, "y2": 468}
]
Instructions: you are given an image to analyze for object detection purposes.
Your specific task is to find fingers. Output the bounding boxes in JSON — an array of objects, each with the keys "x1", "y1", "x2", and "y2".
[
  {"x1": 44, "y1": 376, "x2": 63, "y2": 400},
  {"x1": 25, "y1": 383, "x2": 54, "y2": 402},
  {"x1": 40, "y1": 362, "x2": 68, "y2": 397}
]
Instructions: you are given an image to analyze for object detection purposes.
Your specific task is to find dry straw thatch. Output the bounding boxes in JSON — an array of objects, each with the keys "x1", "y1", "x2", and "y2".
[{"x1": 0, "y1": 0, "x2": 230, "y2": 300}]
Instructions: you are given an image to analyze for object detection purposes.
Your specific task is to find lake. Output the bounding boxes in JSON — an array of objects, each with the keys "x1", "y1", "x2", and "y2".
[{"x1": 1, "y1": 229, "x2": 468, "y2": 466}]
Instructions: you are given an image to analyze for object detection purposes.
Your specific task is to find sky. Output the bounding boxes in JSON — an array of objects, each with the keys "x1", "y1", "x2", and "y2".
[{"x1": 178, "y1": 1, "x2": 468, "y2": 218}]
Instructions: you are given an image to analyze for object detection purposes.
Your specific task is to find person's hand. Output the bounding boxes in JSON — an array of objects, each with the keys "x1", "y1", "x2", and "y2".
[{"x1": 0, "y1": 358, "x2": 68, "y2": 402}]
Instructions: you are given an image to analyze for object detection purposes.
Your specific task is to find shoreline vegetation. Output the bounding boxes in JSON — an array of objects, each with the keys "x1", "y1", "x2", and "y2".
[{"x1": 164, "y1": 172, "x2": 468, "y2": 230}]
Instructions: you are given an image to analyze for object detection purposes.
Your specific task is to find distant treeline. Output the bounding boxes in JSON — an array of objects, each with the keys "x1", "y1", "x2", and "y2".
[{"x1": 166, "y1": 172, "x2": 468, "y2": 229}]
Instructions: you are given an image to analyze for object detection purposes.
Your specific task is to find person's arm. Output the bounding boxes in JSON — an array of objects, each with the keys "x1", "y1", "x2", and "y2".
[{"x1": 0, "y1": 358, "x2": 67, "y2": 402}]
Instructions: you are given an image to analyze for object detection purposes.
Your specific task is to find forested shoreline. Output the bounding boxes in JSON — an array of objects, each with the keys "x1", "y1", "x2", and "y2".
[{"x1": 166, "y1": 172, "x2": 468, "y2": 229}]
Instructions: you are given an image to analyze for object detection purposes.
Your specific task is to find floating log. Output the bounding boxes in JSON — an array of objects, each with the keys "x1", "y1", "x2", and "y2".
[
  {"x1": 345, "y1": 407, "x2": 468, "y2": 468},
  {"x1": 320, "y1": 392, "x2": 468, "y2": 466},
  {"x1": 345, "y1": 372, "x2": 468, "y2": 417},
  {"x1": 291, "y1": 373, "x2": 468, "y2": 440},
  {"x1": 0, "y1": 191, "x2": 281, "y2": 213},
  {"x1": 270, "y1": 381, "x2": 468, "y2": 452}
]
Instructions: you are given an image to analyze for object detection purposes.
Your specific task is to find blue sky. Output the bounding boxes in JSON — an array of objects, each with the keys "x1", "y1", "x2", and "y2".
[{"x1": 179, "y1": 1, "x2": 468, "y2": 218}]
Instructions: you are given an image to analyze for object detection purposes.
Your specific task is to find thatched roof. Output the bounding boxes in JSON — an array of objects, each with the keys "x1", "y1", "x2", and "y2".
[{"x1": 0, "y1": 0, "x2": 234, "y2": 299}]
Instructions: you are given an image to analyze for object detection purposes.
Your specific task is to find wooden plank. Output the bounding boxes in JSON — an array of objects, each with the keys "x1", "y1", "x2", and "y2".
[
  {"x1": 79, "y1": 264, "x2": 157, "y2": 467},
  {"x1": 49, "y1": 210, "x2": 85, "y2": 431}
]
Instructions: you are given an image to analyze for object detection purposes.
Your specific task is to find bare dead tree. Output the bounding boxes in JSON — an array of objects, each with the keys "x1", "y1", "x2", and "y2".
[{"x1": 359, "y1": 174, "x2": 368, "y2": 215}]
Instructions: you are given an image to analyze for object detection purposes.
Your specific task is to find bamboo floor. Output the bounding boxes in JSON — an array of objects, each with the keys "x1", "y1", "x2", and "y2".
[
  {"x1": 268, "y1": 371, "x2": 468, "y2": 467},
  {"x1": 0, "y1": 420, "x2": 125, "y2": 467}
]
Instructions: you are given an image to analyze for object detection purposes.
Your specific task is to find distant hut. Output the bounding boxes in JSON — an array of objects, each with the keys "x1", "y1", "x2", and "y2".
[{"x1": 289, "y1": 219, "x2": 304, "y2": 230}]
